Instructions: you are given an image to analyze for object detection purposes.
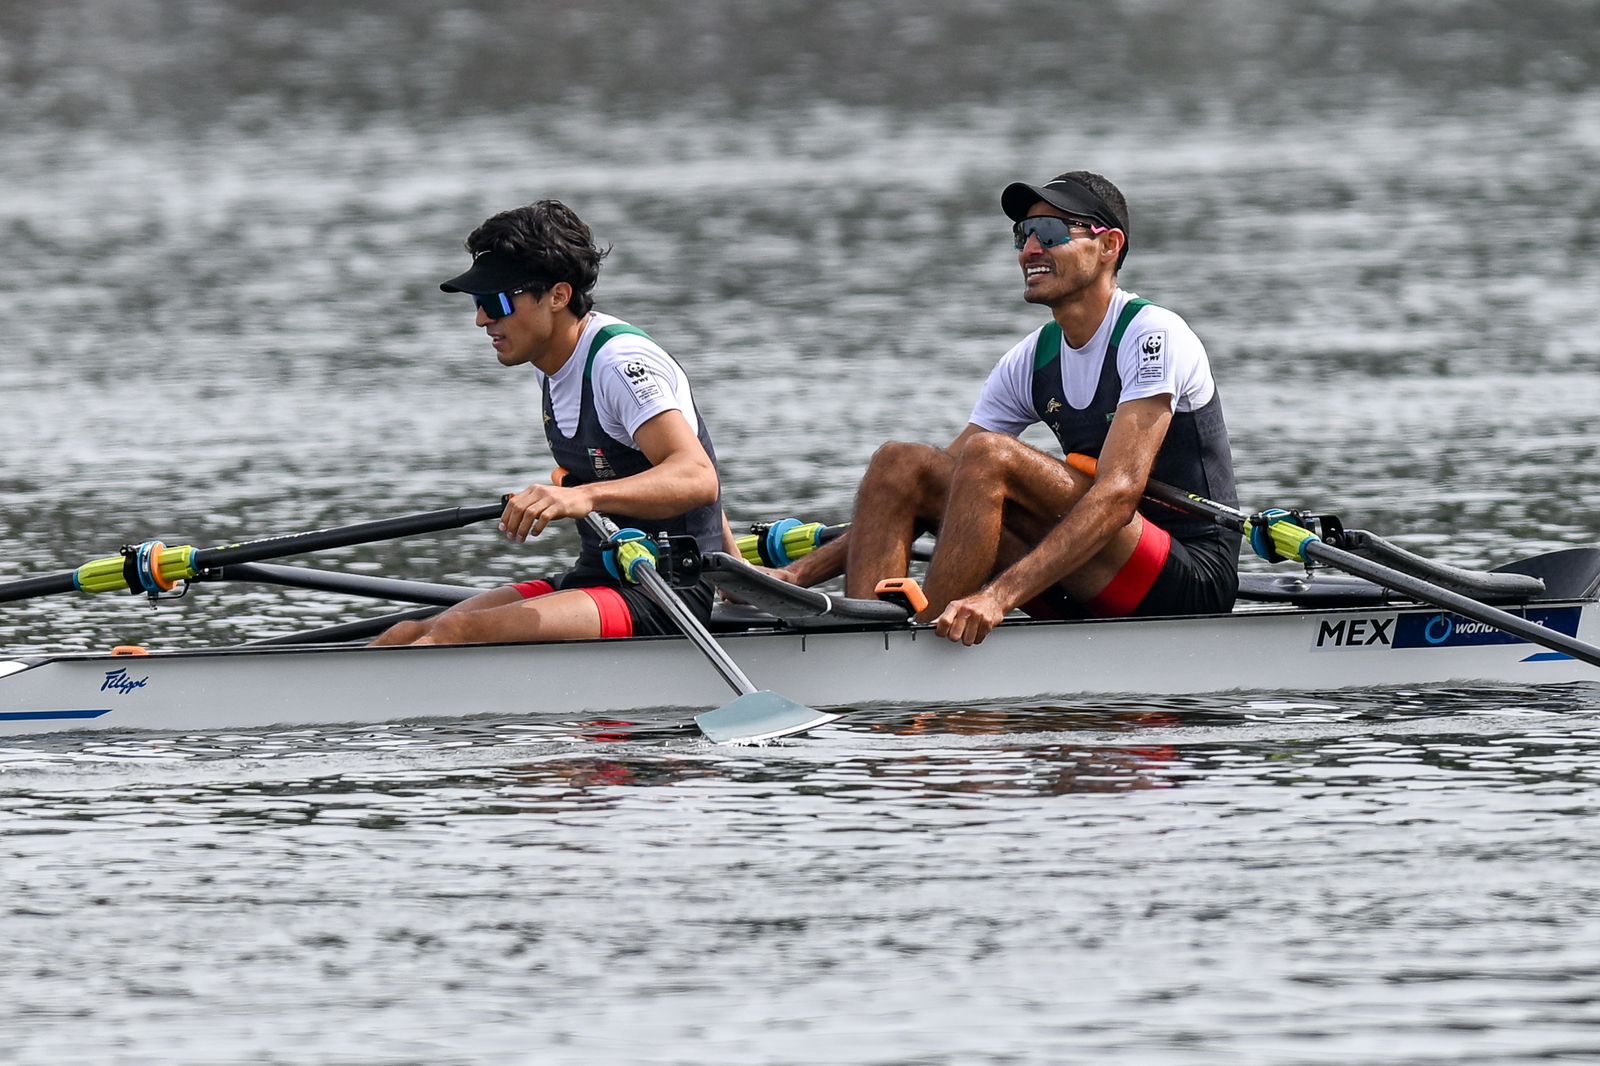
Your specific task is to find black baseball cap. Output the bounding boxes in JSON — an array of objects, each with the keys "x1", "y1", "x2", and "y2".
[
  {"x1": 1001, "y1": 173, "x2": 1130, "y2": 267},
  {"x1": 439, "y1": 248, "x2": 548, "y2": 295}
]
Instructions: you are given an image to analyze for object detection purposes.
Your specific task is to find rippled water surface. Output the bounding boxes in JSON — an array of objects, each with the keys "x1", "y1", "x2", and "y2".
[{"x1": 4, "y1": 2, "x2": 1600, "y2": 1062}]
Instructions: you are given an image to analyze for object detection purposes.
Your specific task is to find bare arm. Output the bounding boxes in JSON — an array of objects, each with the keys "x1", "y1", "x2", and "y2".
[
  {"x1": 984, "y1": 397, "x2": 1170, "y2": 607},
  {"x1": 936, "y1": 398, "x2": 1172, "y2": 642},
  {"x1": 719, "y1": 510, "x2": 741, "y2": 555},
  {"x1": 500, "y1": 410, "x2": 718, "y2": 541},
  {"x1": 779, "y1": 529, "x2": 847, "y2": 585}
]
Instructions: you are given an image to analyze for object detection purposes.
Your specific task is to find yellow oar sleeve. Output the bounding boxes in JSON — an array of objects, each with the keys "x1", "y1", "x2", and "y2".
[
  {"x1": 737, "y1": 520, "x2": 830, "y2": 568},
  {"x1": 1244, "y1": 510, "x2": 1319, "y2": 564},
  {"x1": 73, "y1": 544, "x2": 197, "y2": 595}
]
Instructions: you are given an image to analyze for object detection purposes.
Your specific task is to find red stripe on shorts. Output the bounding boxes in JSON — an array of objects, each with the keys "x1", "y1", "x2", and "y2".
[
  {"x1": 580, "y1": 587, "x2": 635, "y2": 639},
  {"x1": 513, "y1": 579, "x2": 556, "y2": 599},
  {"x1": 1088, "y1": 520, "x2": 1172, "y2": 617}
]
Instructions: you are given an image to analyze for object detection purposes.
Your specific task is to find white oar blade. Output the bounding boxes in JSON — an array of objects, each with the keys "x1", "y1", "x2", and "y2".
[{"x1": 695, "y1": 691, "x2": 839, "y2": 745}]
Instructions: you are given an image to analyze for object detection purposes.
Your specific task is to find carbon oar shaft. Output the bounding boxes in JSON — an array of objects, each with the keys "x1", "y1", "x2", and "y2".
[
  {"x1": 1306, "y1": 540, "x2": 1600, "y2": 669},
  {"x1": 189, "y1": 504, "x2": 505, "y2": 571},
  {"x1": 211, "y1": 562, "x2": 481, "y2": 607},
  {"x1": 583, "y1": 512, "x2": 837, "y2": 743},
  {"x1": 583, "y1": 512, "x2": 756, "y2": 696},
  {"x1": 0, "y1": 502, "x2": 505, "y2": 604},
  {"x1": 1065, "y1": 453, "x2": 1600, "y2": 672},
  {"x1": 0, "y1": 572, "x2": 79, "y2": 602}
]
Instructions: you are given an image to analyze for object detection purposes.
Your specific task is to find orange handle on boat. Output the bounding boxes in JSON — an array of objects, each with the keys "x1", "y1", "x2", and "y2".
[
  {"x1": 874, "y1": 577, "x2": 929, "y2": 615},
  {"x1": 1066, "y1": 453, "x2": 1098, "y2": 478}
]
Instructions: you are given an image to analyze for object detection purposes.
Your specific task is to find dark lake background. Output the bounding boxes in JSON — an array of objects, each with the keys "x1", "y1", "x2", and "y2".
[{"x1": 3, "y1": 2, "x2": 1600, "y2": 1063}]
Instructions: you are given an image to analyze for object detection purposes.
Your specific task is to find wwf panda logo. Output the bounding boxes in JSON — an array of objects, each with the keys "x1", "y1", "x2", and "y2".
[
  {"x1": 616, "y1": 358, "x2": 666, "y2": 406},
  {"x1": 1135, "y1": 331, "x2": 1168, "y2": 384}
]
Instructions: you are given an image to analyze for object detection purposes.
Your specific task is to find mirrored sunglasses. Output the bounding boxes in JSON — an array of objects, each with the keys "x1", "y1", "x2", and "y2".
[
  {"x1": 471, "y1": 286, "x2": 542, "y2": 320},
  {"x1": 1011, "y1": 216, "x2": 1110, "y2": 251}
]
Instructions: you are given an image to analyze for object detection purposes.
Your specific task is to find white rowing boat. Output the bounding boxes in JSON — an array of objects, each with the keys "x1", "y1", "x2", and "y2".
[
  {"x1": 5, "y1": 462, "x2": 1600, "y2": 742},
  {"x1": 3, "y1": 546, "x2": 1598, "y2": 739}
]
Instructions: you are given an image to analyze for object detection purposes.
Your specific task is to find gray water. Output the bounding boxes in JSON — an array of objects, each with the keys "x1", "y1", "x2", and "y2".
[{"x1": 4, "y1": 2, "x2": 1600, "y2": 1062}]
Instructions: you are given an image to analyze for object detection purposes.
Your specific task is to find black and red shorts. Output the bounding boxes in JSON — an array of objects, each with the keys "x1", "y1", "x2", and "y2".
[
  {"x1": 511, "y1": 568, "x2": 715, "y2": 638},
  {"x1": 1026, "y1": 521, "x2": 1238, "y2": 620}
]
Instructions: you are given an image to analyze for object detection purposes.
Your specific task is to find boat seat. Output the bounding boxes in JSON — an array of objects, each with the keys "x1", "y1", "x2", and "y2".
[{"x1": 702, "y1": 551, "x2": 911, "y2": 628}]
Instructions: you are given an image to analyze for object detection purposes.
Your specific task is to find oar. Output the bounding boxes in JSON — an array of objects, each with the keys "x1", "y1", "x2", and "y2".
[
  {"x1": 736, "y1": 520, "x2": 844, "y2": 567},
  {"x1": 583, "y1": 512, "x2": 838, "y2": 744},
  {"x1": 1066, "y1": 454, "x2": 1600, "y2": 671},
  {"x1": 0, "y1": 502, "x2": 506, "y2": 604},
  {"x1": 733, "y1": 519, "x2": 934, "y2": 566},
  {"x1": 209, "y1": 562, "x2": 481, "y2": 606}
]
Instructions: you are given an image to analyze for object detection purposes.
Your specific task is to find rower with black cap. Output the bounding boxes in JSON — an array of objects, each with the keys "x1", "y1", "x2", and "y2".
[
  {"x1": 373, "y1": 199, "x2": 736, "y2": 646},
  {"x1": 775, "y1": 170, "x2": 1240, "y2": 644}
]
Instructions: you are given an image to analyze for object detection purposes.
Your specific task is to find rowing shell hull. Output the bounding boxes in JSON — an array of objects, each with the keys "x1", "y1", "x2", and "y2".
[{"x1": 1, "y1": 600, "x2": 1596, "y2": 737}]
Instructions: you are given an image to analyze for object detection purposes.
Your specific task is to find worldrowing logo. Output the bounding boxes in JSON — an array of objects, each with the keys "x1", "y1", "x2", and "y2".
[
  {"x1": 1398, "y1": 608, "x2": 1580, "y2": 650},
  {"x1": 1424, "y1": 614, "x2": 1550, "y2": 645}
]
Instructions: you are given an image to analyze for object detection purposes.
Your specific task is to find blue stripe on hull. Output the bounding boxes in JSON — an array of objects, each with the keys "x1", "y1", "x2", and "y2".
[{"x1": 0, "y1": 709, "x2": 113, "y2": 722}]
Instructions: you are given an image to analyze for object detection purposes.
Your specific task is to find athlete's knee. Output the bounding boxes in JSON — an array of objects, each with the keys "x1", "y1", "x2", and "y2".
[
  {"x1": 416, "y1": 611, "x2": 489, "y2": 646},
  {"x1": 372, "y1": 619, "x2": 430, "y2": 646},
  {"x1": 865, "y1": 440, "x2": 944, "y2": 478},
  {"x1": 862, "y1": 441, "x2": 951, "y2": 502},
  {"x1": 945, "y1": 433, "x2": 1014, "y2": 494},
  {"x1": 955, "y1": 433, "x2": 1070, "y2": 497},
  {"x1": 953, "y1": 430, "x2": 1031, "y2": 472}
]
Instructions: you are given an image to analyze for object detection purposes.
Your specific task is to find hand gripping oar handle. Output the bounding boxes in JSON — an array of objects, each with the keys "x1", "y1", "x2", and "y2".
[
  {"x1": 583, "y1": 512, "x2": 757, "y2": 697},
  {"x1": 1065, "y1": 454, "x2": 1600, "y2": 672},
  {"x1": 0, "y1": 501, "x2": 507, "y2": 604}
]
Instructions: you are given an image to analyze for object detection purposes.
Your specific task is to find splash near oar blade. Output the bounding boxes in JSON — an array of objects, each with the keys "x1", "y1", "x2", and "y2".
[{"x1": 695, "y1": 691, "x2": 841, "y2": 745}]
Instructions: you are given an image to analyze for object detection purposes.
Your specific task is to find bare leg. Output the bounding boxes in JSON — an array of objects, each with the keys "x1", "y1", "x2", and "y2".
[
  {"x1": 370, "y1": 617, "x2": 432, "y2": 645},
  {"x1": 920, "y1": 433, "x2": 1142, "y2": 618},
  {"x1": 843, "y1": 441, "x2": 955, "y2": 599},
  {"x1": 371, "y1": 587, "x2": 523, "y2": 646},
  {"x1": 371, "y1": 587, "x2": 603, "y2": 646},
  {"x1": 414, "y1": 589, "x2": 603, "y2": 645}
]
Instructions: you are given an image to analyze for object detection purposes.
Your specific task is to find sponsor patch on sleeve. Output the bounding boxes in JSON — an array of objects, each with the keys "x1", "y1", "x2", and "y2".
[
  {"x1": 615, "y1": 359, "x2": 665, "y2": 407},
  {"x1": 1135, "y1": 330, "x2": 1167, "y2": 385}
]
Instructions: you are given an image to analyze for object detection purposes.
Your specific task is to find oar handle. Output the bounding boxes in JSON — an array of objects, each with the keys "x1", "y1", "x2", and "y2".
[{"x1": 1066, "y1": 453, "x2": 1245, "y2": 528}]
